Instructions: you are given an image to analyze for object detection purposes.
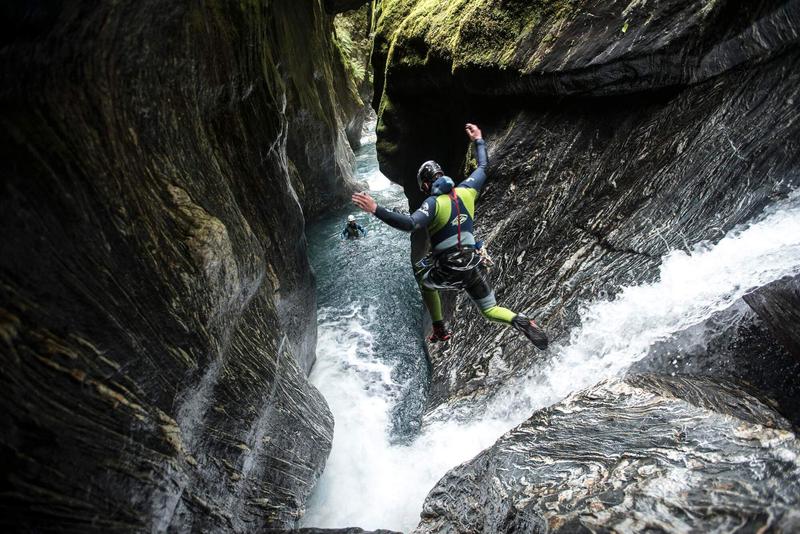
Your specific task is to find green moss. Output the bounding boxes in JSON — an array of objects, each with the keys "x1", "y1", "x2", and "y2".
[
  {"x1": 376, "y1": 137, "x2": 399, "y2": 157},
  {"x1": 334, "y1": 25, "x2": 365, "y2": 84},
  {"x1": 333, "y1": 5, "x2": 372, "y2": 87},
  {"x1": 377, "y1": 0, "x2": 579, "y2": 74},
  {"x1": 376, "y1": 92, "x2": 394, "y2": 128},
  {"x1": 463, "y1": 145, "x2": 478, "y2": 176}
]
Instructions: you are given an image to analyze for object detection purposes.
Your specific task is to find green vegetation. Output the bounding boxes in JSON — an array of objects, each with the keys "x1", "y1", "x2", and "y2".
[
  {"x1": 376, "y1": 0, "x2": 579, "y2": 73},
  {"x1": 334, "y1": 4, "x2": 374, "y2": 88}
]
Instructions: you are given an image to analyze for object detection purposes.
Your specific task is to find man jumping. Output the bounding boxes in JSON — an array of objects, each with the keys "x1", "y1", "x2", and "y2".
[{"x1": 351, "y1": 123, "x2": 548, "y2": 349}]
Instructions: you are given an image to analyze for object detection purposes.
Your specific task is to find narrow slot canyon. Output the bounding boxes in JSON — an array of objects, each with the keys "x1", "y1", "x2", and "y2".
[{"x1": 1, "y1": 1, "x2": 800, "y2": 533}]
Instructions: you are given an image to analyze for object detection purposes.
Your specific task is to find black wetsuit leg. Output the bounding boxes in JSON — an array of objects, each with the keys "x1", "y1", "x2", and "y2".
[{"x1": 463, "y1": 264, "x2": 494, "y2": 305}]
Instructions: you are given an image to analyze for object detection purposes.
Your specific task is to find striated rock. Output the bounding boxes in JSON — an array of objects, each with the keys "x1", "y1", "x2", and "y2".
[
  {"x1": 415, "y1": 375, "x2": 800, "y2": 533},
  {"x1": 276, "y1": 3, "x2": 365, "y2": 220},
  {"x1": 744, "y1": 274, "x2": 800, "y2": 358},
  {"x1": 631, "y1": 300, "x2": 800, "y2": 427},
  {"x1": 283, "y1": 528, "x2": 401, "y2": 534},
  {"x1": 372, "y1": 1, "x2": 800, "y2": 105},
  {"x1": 372, "y1": 0, "x2": 800, "y2": 412},
  {"x1": 0, "y1": 0, "x2": 360, "y2": 531}
]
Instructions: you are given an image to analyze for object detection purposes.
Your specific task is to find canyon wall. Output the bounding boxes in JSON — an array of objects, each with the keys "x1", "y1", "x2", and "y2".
[
  {"x1": 415, "y1": 375, "x2": 800, "y2": 532},
  {"x1": 0, "y1": 0, "x2": 363, "y2": 530}
]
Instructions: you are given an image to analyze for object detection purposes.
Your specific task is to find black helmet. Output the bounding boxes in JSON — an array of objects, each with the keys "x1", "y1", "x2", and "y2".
[{"x1": 416, "y1": 160, "x2": 443, "y2": 192}]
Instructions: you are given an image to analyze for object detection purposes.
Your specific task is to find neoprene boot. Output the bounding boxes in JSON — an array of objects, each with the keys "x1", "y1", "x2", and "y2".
[
  {"x1": 428, "y1": 321, "x2": 452, "y2": 343},
  {"x1": 512, "y1": 314, "x2": 548, "y2": 350}
]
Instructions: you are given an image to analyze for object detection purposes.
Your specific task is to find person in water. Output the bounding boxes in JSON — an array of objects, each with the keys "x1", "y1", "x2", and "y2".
[
  {"x1": 341, "y1": 214, "x2": 367, "y2": 239},
  {"x1": 351, "y1": 123, "x2": 548, "y2": 349}
]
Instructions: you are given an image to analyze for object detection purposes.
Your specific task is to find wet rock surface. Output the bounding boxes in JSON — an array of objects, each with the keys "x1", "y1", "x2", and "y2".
[
  {"x1": 631, "y1": 300, "x2": 800, "y2": 428},
  {"x1": 372, "y1": 0, "x2": 800, "y2": 413},
  {"x1": 278, "y1": 3, "x2": 365, "y2": 220},
  {"x1": 414, "y1": 375, "x2": 800, "y2": 533},
  {"x1": 0, "y1": 0, "x2": 361, "y2": 531},
  {"x1": 744, "y1": 274, "x2": 800, "y2": 359},
  {"x1": 286, "y1": 529, "x2": 401, "y2": 534}
]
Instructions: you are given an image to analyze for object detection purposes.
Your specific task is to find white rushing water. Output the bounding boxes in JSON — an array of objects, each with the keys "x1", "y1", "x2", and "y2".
[
  {"x1": 476, "y1": 192, "x2": 800, "y2": 423},
  {"x1": 303, "y1": 299, "x2": 512, "y2": 529},
  {"x1": 302, "y1": 148, "x2": 800, "y2": 530}
]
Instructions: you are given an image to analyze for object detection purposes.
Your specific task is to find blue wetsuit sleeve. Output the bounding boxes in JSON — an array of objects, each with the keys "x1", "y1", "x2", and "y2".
[
  {"x1": 459, "y1": 139, "x2": 488, "y2": 192},
  {"x1": 375, "y1": 198, "x2": 435, "y2": 232}
]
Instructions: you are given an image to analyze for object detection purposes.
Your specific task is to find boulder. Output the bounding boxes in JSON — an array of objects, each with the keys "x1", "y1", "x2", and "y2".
[
  {"x1": 631, "y1": 300, "x2": 800, "y2": 427},
  {"x1": 744, "y1": 274, "x2": 800, "y2": 359},
  {"x1": 287, "y1": 529, "x2": 401, "y2": 534},
  {"x1": 415, "y1": 375, "x2": 800, "y2": 533}
]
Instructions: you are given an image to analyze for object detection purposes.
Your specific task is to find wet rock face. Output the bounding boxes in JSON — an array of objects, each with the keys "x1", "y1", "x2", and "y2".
[
  {"x1": 744, "y1": 274, "x2": 800, "y2": 359},
  {"x1": 277, "y1": 3, "x2": 365, "y2": 220},
  {"x1": 288, "y1": 529, "x2": 401, "y2": 534},
  {"x1": 415, "y1": 375, "x2": 800, "y2": 533},
  {"x1": 631, "y1": 300, "x2": 800, "y2": 427},
  {"x1": 373, "y1": 0, "x2": 800, "y2": 412},
  {"x1": 0, "y1": 0, "x2": 358, "y2": 531}
]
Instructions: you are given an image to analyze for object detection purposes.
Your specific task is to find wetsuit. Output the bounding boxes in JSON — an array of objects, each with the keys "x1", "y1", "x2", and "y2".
[
  {"x1": 373, "y1": 139, "x2": 516, "y2": 325},
  {"x1": 342, "y1": 222, "x2": 367, "y2": 239}
]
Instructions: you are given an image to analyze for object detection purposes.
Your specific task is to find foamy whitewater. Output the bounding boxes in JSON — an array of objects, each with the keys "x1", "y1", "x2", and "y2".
[{"x1": 302, "y1": 129, "x2": 800, "y2": 531}]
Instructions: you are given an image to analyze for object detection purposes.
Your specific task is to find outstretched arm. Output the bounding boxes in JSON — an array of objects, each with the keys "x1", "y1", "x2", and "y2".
[
  {"x1": 459, "y1": 123, "x2": 488, "y2": 192},
  {"x1": 352, "y1": 192, "x2": 434, "y2": 232}
]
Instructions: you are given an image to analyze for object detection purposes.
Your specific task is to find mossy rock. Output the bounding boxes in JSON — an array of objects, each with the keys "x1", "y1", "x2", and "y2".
[{"x1": 376, "y1": 0, "x2": 579, "y2": 75}]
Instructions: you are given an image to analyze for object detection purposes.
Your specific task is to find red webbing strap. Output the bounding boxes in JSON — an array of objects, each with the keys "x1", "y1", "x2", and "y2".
[{"x1": 450, "y1": 188, "x2": 461, "y2": 247}]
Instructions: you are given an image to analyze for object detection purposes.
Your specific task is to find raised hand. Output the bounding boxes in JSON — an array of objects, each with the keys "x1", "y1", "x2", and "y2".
[
  {"x1": 465, "y1": 123, "x2": 482, "y2": 141},
  {"x1": 352, "y1": 191, "x2": 377, "y2": 214}
]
